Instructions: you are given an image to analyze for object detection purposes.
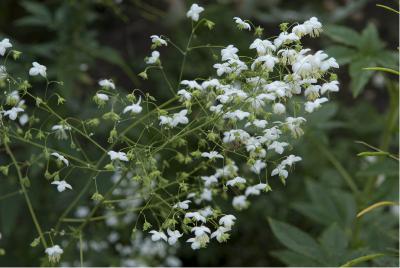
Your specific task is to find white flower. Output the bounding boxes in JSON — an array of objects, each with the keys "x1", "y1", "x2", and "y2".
[
  {"x1": 123, "y1": 97, "x2": 143, "y2": 114},
  {"x1": 271, "y1": 164, "x2": 288, "y2": 179},
  {"x1": 304, "y1": 85, "x2": 321, "y2": 99},
  {"x1": 191, "y1": 226, "x2": 211, "y2": 237},
  {"x1": 3, "y1": 107, "x2": 24, "y2": 120},
  {"x1": 98, "y1": 79, "x2": 115, "y2": 89},
  {"x1": 199, "y1": 206, "x2": 213, "y2": 217},
  {"x1": 285, "y1": 117, "x2": 306, "y2": 138},
  {"x1": 251, "y1": 55, "x2": 278, "y2": 71},
  {"x1": 250, "y1": 159, "x2": 266, "y2": 174},
  {"x1": 95, "y1": 93, "x2": 109, "y2": 101},
  {"x1": 209, "y1": 104, "x2": 223, "y2": 113},
  {"x1": 167, "y1": 229, "x2": 183, "y2": 245},
  {"x1": 223, "y1": 129, "x2": 250, "y2": 143},
  {"x1": 185, "y1": 212, "x2": 206, "y2": 223},
  {"x1": 321, "y1": 80, "x2": 339, "y2": 94},
  {"x1": 51, "y1": 124, "x2": 71, "y2": 140},
  {"x1": 201, "y1": 151, "x2": 224, "y2": 159},
  {"x1": 200, "y1": 188, "x2": 212, "y2": 201},
  {"x1": 186, "y1": 3, "x2": 204, "y2": 21},
  {"x1": 273, "y1": 32, "x2": 300, "y2": 48},
  {"x1": 268, "y1": 141, "x2": 289, "y2": 154},
  {"x1": 249, "y1": 39, "x2": 276, "y2": 55},
  {"x1": 232, "y1": 195, "x2": 248, "y2": 210},
  {"x1": 180, "y1": 80, "x2": 202, "y2": 90},
  {"x1": 278, "y1": 49, "x2": 297, "y2": 65},
  {"x1": 149, "y1": 230, "x2": 167, "y2": 242},
  {"x1": 159, "y1": 109, "x2": 189, "y2": 128},
  {"x1": 177, "y1": 89, "x2": 192, "y2": 101},
  {"x1": 226, "y1": 176, "x2": 246, "y2": 187},
  {"x1": 150, "y1": 35, "x2": 167, "y2": 47},
  {"x1": 272, "y1": 103, "x2": 286, "y2": 114},
  {"x1": 245, "y1": 183, "x2": 267, "y2": 196},
  {"x1": 45, "y1": 245, "x2": 63, "y2": 263},
  {"x1": 51, "y1": 180, "x2": 72, "y2": 192},
  {"x1": 233, "y1": 17, "x2": 251, "y2": 31},
  {"x1": 51, "y1": 152, "x2": 69, "y2": 166},
  {"x1": 211, "y1": 226, "x2": 230, "y2": 242},
  {"x1": 186, "y1": 237, "x2": 202, "y2": 250},
  {"x1": 173, "y1": 200, "x2": 191, "y2": 210},
  {"x1": 213, "y1": 62, "x2": 232, "y2": 76},
  {"x1": 223, "y1": 110, "x2": 250, "y2": 121},
  {"x1": 145, "y1": 50, "x2": 160, "y2": 64},
  {"x1": 29, "y1": 62, "x2": 47, "y2": 77},
  {"x1": 263, "y1": 126, "x2": 282, "y2": 141},
  {"x1": 282, "y1": 155, "x2": 302, "y2": 166},
  {"x1": 201, "y1": 175, "x2": 218, "y2": 187},
  {"x1": 219, "y1": 214, "x2": 236, "y2": 228},
  {"x1": 19, "y1": 114, "x2": 29, "y2": 126},
  {"x1": 202, "y1": 79, "x2": 221, "y2": 90},
  {"x1": 304, "y1": 97, "x2": 328, "y2": 113},
  {"x1": 221, "y1": 45, "x2": 239, "y2": 61},
  {"x1": 245, "y1": 119, "x2": 268, "y2": 129},
  {"x1": 107, "y1": 151, "x2": 129, "y2": 162},
  {"x1": 0, "y1": 38, "x2": 12, "y2": 56}
]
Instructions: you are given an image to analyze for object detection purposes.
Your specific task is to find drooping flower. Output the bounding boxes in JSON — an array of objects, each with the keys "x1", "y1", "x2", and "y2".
[
  {"x1": 233, "y1": 17, "x2": 251, "y2": 31},
  {"x1": 150, "y1": 35, "x2": 167, "y2": 48},
  {"x1": 304, "y1": 97, "x2": 328, "y2": 113},
  {"x1": 145, "y1": 50, "x2": 160, "y2": 64},
  {"x1": 173, "y1": 200, "x2": 191, "y2": 210},
  {"x1": 219, "y1": 214, "x2": 236, "y2": 228},
  {"x1": 250, "y1": 159, "x2": 266, "y2": 174},
  {"x1": 249, "y1": 39, "x2": 276, "y2": 55},
  {"x1": 167, "y1": 229, "x2": 183, "y2": 245},
  {"x1": 29, "y1": 62, "x2": 47, "y2": 77},
  {"x1": 211, "y1": 226, "x2": 230, "y2": 242},
  {"x1": 185, "y1": 212, "x2": 206, "y2": 223},
  {"x1": 2, "y1": 107, "x2": 24, "y2": 120},
  {"x1": 51, "y1": 180, "x2": 72, "y2": 192},
  {"x1": 201, "y1": 151, "x2": 224, "y2": 160},
  {"x1": 226, "y1": 176, "x2": 246, "y2": 187},
  {"x1": 268, "y1": 141, "x2": 289, "y2": 154},
  {"x1": 201, "y1": 175, "x2": 218, "y2": 187},
  {"x1": 123, "y1": 97, "x2": 143, "y2": 114},
  {"x1": 108, "y1": 151, "x2": 129, "y2": 162},
  {"x1": 51, "y1": 152, "x2": 69, "y2": 166},
  {"x1": 45, "y1": 245, "x2": 63, "y2": 263},
  {"x1": 0, "y1": 38, "x2": 12, "y2": 56},
  {"x1": 51, "y1": 124, "x2": 71, "y2": 140},
  {"x1": 221, "y1": 45, "x2": 239, "y2": 61},
  {"x1": 149, "y1": 230, "x2": 167, "y2": 242},
  {"x1": 98, "y1": 79, "x2": 115, "y2": 90}
]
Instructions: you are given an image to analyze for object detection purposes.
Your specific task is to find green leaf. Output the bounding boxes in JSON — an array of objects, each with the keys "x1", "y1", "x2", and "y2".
[
  {"x1": 319, "y1": 224, "x2": 349, "y2": 264},
  {"x1": 270, "y1": 250, "x2": 321, "y2": 267},
  {"x1": 349, "y1": 58, "x2": 375, "y2": 97},
  {"x1": 19, "y1": 1, "x2": 52, "y2": 25},
  {"x1": 325, "y1": 45, "x2": 356, "y2": 65},
  {"x1": 324, "y1": 25, "x2": 361, "y2": 47},
  {"x1": 268, "y1": 218, "x2": 321, "y2": 259},
  {"x1": 357, "y1": 23, "x2": 384, "y2": 53}
]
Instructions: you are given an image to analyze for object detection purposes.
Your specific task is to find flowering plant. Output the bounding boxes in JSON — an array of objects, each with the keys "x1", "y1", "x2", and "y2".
[{"x1": 0, "y1": 3, "x2": 339, "y2": 265}]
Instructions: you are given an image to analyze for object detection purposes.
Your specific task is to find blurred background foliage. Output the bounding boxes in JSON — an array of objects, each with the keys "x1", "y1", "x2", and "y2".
[{"x1": 0, "y1": 0, "x2": 398, "y2": 266}]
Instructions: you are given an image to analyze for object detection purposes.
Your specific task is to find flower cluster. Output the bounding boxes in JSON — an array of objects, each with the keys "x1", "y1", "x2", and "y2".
[{"x1": 0, "y1": 2, "x2": 339, "y2": 264}]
